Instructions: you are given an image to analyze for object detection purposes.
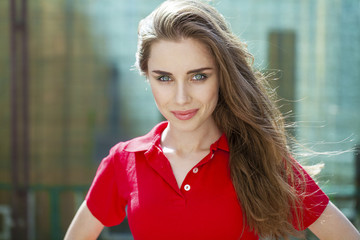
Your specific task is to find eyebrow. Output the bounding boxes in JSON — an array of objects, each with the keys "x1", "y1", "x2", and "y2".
[{"x1": 152, "y1": 67, "x2": 213, "y2": 75}]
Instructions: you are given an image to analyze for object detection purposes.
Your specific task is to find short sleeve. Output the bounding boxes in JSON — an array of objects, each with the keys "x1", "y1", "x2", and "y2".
[
  {"x1": 86, "y1": 149, "x2": 127, "y2": 227},
  {"x1": 292, "y1": 162, "x2": 329, "y2": 230}
]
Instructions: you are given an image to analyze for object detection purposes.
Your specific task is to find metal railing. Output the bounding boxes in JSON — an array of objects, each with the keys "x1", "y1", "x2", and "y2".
[{"x1": 0, "y1": 184, "x2": 88, "y2": 240}]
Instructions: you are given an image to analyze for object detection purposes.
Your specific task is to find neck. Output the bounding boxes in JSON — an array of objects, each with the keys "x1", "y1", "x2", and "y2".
[{"x1": 161, "y1": 120, "x2": 221, "y2": 155}]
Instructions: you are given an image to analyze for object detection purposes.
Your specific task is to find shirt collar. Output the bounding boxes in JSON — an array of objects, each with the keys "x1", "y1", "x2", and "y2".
[
  {"x1": 122, "y1": 121, "x2": 168, "y2": 152},
  {"x1": 211, "y1": 133, "x2": 229, "y2": 152},
  {"x1": 122, "y1": 121, "x2": 229, "y2": 153}
]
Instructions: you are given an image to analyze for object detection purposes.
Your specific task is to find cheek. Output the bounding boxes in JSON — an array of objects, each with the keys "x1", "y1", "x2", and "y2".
[
  {"x1": 150, "y1": 85, "x2": 167, "y2": 107},
  {"x1": 204, "y1": 84, "x2": 219, "y2": 107}
]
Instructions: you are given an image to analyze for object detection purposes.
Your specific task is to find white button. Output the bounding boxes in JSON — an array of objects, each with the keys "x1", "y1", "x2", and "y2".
[
  {"x1": 184, "y1": 184, "x2": 191, "y2": 191},
  {"x1": 192, "y1": 167, "x2": 199, "y2": 173},
  {"x1": 211, "y1": 153, "x2": 215, "y2": 159}
]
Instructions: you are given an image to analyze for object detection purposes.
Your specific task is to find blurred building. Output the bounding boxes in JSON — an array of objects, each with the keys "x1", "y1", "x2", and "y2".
[{"x1": 0, "y1": 0, "x2": 359, "y2": 239}]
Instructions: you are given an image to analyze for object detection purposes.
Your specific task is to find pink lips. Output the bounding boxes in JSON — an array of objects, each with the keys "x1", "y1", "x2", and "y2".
[{"x1": 171, "y1": 109, "x2": 198, "y2": 120}]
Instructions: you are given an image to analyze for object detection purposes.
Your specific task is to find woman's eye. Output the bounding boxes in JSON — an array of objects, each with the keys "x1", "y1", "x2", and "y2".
[
  {"x1": 157, "y1": 75, "x2": 171, "y2": 82},
  {"x1": 192, "y1": 73, "x2": 207, "y2": 81}
]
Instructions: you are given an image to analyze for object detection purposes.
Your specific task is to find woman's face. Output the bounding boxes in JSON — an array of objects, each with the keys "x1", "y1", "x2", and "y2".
[{"x1": 147, "y1": 38, "x2": 219, "y2": 133}]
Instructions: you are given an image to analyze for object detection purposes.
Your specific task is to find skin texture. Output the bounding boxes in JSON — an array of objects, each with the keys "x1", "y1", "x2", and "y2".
[
  {"x1": 308, "y1": 202, "x2": 360, "y2": 240},
  {"x1": 147, "y1": 38, "x2": 220, "y2": 135},
  {"x1": 64, "y1": 201, "x2": 103, "y2": 240}
]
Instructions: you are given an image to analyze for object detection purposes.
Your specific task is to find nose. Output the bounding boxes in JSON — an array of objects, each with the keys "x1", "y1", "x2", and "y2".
[{"x1": 175, "y1": 82, "x2": 190, "y2": 105}]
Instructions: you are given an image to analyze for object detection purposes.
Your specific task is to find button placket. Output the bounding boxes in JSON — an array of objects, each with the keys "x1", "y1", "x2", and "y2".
[
  {"x1": 181, "y1": 148, "x2": 217, "y2": 195},
  {"x1": 182, "y1": 166, "x2": 199, "y2": 193}
]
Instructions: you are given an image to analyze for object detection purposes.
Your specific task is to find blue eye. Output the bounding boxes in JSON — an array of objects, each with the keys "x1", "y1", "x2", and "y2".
[
  {"x1": 157, "y1": 75, "x2": 171, "y2": 82},
  {"x1": 192, "y1": 73, "x2": 207, "y2": 81}
]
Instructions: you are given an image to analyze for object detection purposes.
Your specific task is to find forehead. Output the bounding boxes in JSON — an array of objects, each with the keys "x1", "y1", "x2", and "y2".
[{"x1": 147, "y1": 38, "x2": 216, "y2": 72}]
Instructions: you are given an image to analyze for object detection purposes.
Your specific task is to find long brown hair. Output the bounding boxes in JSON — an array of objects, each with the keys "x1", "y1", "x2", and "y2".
[{"x1": 135, "y1": 0, "x2": 305, "y2": 238}]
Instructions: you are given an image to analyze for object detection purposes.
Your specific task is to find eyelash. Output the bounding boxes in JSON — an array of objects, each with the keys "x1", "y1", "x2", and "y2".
[{"x1": 156, "y1": 73, "x2": 208, "y2": 82}]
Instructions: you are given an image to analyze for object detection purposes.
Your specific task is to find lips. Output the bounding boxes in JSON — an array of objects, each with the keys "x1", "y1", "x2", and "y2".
[{"x1": 171, "y1": 109, "x2": 198, "y2": 120}]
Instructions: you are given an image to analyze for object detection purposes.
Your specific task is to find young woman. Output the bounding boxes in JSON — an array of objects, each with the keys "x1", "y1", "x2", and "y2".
[{"x1": 65, "y1": 0, "x2": 360, "y2": 239}]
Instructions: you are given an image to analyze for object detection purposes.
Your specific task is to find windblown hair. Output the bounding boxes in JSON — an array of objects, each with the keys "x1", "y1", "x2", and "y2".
[{"x1": 135, "y1": 0, "x2": 306, "y2": 239}]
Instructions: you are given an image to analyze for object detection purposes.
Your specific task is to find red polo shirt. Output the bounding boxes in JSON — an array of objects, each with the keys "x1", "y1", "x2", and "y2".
[{"x1": 86, "y1": 121, "x2": 329, "y2": 239}]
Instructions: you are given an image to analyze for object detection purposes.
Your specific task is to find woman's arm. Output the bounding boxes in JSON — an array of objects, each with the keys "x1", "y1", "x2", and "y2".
[
  {"x1": 308, "y1": 201, "x2": 360, "y2": 240},
  {"x1": 64, "y1": 201, "x2": 104, "y2": 240}
]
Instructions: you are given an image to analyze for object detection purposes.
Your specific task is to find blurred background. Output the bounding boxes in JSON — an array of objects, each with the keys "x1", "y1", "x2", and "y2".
[{"x1": 0, "y1": 0, "x2": 359, "y2": 239}]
